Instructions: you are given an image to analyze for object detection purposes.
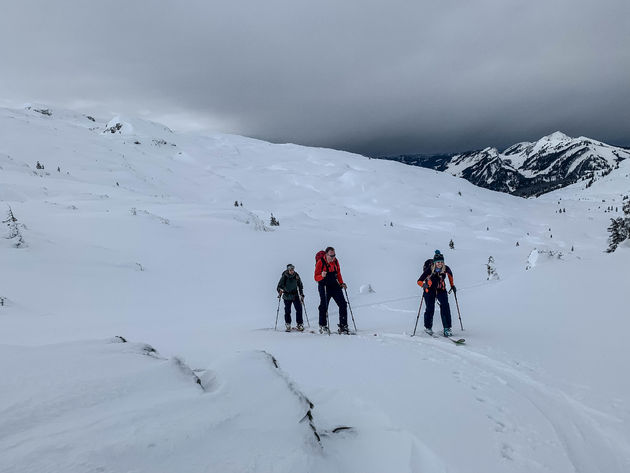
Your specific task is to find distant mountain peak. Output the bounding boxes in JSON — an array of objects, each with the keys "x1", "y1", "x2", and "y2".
[
  {"x1": 379, "y1": 132, "x2": 629, "y2": 197},
  {"x1": 542, "y1": 131, "x2": 571, "y2": 142}
]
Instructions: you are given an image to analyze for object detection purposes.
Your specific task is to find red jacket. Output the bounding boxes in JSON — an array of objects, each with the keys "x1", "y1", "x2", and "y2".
[{"x1": 314, "y1": 258, "x2": 344, "y2": 285}]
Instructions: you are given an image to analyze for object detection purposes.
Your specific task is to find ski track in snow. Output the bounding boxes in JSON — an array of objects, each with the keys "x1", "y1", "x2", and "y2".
[{"x1": 374, "y1": 332, "x2": 630, "y2": 473}]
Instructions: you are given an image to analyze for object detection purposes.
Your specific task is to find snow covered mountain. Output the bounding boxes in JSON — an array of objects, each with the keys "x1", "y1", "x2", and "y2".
[
  {"x1": 1, "y1": 104, "x2": 629, "y2": 473},
  {"x1": 382, "y1": 132, "x2": 630, "y2": 196}
]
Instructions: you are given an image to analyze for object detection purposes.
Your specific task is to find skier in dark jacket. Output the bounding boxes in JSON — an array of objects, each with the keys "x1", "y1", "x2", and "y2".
[
  {"x1": 277, "y1": 264, "x2": 304, "y2": 332},
  {"x1": 417, "y1": 250, "x2": 456, "y2": 337},
  {"x1": 314, "y1": 246, "x2": 348, "y2": 334}
]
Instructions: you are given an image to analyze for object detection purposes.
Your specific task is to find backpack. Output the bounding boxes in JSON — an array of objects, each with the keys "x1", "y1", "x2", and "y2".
[
  {"x1": 316, "y1": 250, "x2": 327, "y2": 271},
  {"x1": 422, "y1": 258, "x2": 434, "y2": 275},
  {"x1": 316, "y1": 250, "x2": 339, "y2": 274}
]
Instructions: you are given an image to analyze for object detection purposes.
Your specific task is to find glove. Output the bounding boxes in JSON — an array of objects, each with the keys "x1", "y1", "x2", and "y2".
[
  {"x1": 451, "y1": 286, "x2": 457, "y2": 294},
  {"x1": 341, "y1": 283, "x2": 347, "y2": 289}
]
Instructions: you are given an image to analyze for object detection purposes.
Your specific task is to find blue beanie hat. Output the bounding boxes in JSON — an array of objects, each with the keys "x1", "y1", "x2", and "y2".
[{"x1": 433, "y1": 250, "x2": 444, "y2": 262}]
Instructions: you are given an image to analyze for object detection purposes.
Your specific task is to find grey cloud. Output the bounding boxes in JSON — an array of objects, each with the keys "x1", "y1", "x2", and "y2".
[{"x1": 1, "y1": 0, "x2": 628, "y2": 155}]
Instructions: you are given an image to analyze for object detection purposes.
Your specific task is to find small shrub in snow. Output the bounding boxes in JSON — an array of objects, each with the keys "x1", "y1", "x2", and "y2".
[
  {"x1": 270, "y1": 213, "x2": 280, "y2": 226},
  {"x1": 449, "y1": 239, "x2": 454, "y2": 249},
  {"x1": 359, "y1": 284, "x2": 376, "y2": 294},
  {"x1": 105, "y1": 122, "x2": 123, "y2": 134}
]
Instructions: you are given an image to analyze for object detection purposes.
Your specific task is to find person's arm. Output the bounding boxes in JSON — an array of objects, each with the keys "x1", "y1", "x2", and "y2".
[
  {"x1": 336, "y1": 260, "x2": 345, "y2": 286},
  {"x1": 277, "y1": 274, "x2": 286, "y2": 294},
  {"x1": 297, "y1": 275, "x2": 304, "y2": 295},
  {"x1": 416, "y1": 270, "x2": 431, "y2": 287},
  {"x1": 446, "y1": 266, "x2": 455, "y2": 291}
]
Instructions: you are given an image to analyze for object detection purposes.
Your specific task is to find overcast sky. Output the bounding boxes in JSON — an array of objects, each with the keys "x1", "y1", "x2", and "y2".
[{"x1": 1, "y1": 1, "x2": 629, "y2": 155}]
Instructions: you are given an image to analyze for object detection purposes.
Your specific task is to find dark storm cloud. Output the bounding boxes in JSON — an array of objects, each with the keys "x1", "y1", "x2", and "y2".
[{"x1": 1, "y1": 0, "x2": 629, "y2": 154}]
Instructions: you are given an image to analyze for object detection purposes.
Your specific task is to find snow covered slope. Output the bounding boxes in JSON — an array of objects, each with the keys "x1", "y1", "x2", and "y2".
[{"x1": 1, "y1": 105, "x2": 629, "y2": 472}]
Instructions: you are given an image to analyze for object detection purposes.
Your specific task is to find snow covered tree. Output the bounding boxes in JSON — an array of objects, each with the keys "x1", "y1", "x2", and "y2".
[
  {"x1": 486, "y1": 256, "x2": 499, "y2": 280},
  {"x1": 3, "y1": 206, "x2": 26, "y2": 248},
  {"x1": 270, "y1": 214, "x2": 280, "y2": 226},
  {"x1": 449, "y1": 239, "x2": 454, "y2": 249},
  {"x1": 234, "y1": 201, "x2": 239, "y2": 207}
]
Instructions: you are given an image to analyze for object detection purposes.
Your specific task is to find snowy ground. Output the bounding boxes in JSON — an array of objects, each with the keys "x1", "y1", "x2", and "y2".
[{"x1": 1, "y1": 105, "x2": 629, "y2": 472}]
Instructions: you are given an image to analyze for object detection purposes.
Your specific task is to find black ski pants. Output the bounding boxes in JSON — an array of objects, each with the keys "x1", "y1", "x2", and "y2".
[
  {"x1": 284, "y1": 298, "x2": 303, "y2": 325},
  {"x1": 423, "y1": 290, "x2": 452, "y2": 330},
  {"x1": 318, "y1": 283, "x2": 347, "y2": 327}
]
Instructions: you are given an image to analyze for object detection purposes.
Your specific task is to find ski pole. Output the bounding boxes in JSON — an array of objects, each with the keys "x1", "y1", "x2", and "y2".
[
  {"x1": 343, "y1": 287, "x2": 357, "y2": 332},
  {"x1": 274, "y1": 293, "x2": 282, "y2": 331},
  {"x1": 452, "y1": 290, "x2": 464, "y2": 330},
  {"x1": 412, "y1": 291, "x2": 425, "y2": 336},
  {"x1": 299, "y1": 288, "x2": 310, "y2": 327}
]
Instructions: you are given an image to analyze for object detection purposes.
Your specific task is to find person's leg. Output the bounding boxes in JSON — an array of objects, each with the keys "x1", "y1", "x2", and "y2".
[
  {"x1": 294, "y1": 299, "x2": 303, "y2": 325},
  {"x1": 437, "y1": 291, "x2": 452, "y2": 329},
  {"x1": 284, "y1": 299, "x2": 292, "y2": 324},
  {"x1": 423, "y1": 292, "x2": 436, "y2": 330},
  {"x1": 318, "y1": 284, "x2": 328, "y2": 326},
  {"x1": 330, "y1": 286, "x2": 348, "y2": 327}
]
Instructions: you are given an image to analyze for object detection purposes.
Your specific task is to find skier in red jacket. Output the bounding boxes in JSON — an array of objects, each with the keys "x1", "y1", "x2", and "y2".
[{"x1": 314, "y1": 246, "x2": 348, "y2": 334}]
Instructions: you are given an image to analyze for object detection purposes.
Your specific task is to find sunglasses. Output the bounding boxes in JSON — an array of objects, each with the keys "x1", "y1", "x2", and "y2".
[{"x1": 328, "y1": 254, "x2": 336, "y2": 257}]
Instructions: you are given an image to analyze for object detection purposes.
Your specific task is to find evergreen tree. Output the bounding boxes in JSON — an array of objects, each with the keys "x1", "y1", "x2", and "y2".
[
  {"x1": 3, "y1": 207, "x2": 25, "y2": 248},
  {"x1": 486, "y1": 256, "x2": 499, "y2": 280},
  {"x1": 270, "y1": 213, "x2": 280, "y2": 226},
  {"x1": 606, "y1": 202, "x2": 630, "y2": 252},
  {"x1": 449, "y1": 239, "x2": 454, "y2": 249}
]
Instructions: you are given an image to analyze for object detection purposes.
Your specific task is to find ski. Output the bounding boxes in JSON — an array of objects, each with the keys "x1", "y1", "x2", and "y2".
[{"x1": 425, "y1": 331, "x2": 465, "y2": 344}]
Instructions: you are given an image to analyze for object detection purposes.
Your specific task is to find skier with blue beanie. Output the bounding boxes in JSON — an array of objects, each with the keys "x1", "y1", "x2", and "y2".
[{"x1": 417, "y1": 250, "x2": 456, "y2": 337}]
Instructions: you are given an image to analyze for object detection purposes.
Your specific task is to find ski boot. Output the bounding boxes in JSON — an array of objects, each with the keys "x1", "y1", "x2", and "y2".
[
  {"x1": 424, "y1": 328, "x2": 434, "y2": 336},
  {"x1": 285, "y1": 323, "x2": 292, "y2": 332},
  {"x1": 443, "y1": 328, "x2": 452, "y2": 337},
  {"x1": 338, "y1": 324, "x2": 350, "y2": 335},
  {"x1": 319, "y1": 325, "x2": 330, "y2": 334},
  {"x1": 296, "y1": 324, "x2": 304, "y2": 332}
]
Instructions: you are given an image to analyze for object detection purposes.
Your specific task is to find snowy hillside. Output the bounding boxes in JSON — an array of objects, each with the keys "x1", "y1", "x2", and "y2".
[
  {"x1": 381, "y1": 132, "x2": 630, "y2": 197},
  {"x1": 1, "y1": 104, "x2": 629, "y2": 473}
]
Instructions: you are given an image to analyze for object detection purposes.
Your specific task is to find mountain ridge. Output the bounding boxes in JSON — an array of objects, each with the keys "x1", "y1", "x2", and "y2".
[{"x1": 379, "y1": 132, "x2": 630, "y2": 197}]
